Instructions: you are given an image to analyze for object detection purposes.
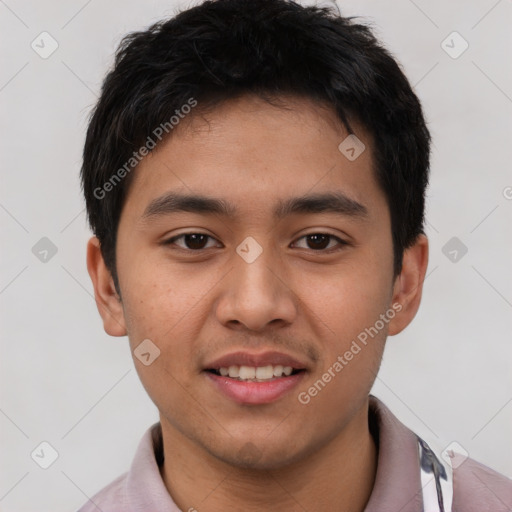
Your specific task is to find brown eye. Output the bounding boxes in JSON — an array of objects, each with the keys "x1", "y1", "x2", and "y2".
[
  {"x1": 293, "y1": 233, "x2": 347, "y2": 251},
  {"x1": 163, "y1": 233, "x2": 219, "y2": 251}
]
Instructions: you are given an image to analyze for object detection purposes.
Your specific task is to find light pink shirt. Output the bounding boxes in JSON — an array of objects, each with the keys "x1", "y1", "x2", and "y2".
[{"x1": 77, "y1": 395, "x2": 512, "y2": 511}]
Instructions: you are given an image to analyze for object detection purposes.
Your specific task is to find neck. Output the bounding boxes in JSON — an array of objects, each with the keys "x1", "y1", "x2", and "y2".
[{"x1": 159, "y1": 398, "x2": 378, "y2": 512}]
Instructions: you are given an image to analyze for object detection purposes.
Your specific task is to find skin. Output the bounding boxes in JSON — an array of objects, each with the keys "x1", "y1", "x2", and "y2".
[{"x1": 87, "y1": 94, "x2": 428, "y2": 512}]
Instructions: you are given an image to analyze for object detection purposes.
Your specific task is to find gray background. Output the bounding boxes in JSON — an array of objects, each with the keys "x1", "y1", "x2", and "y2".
[{"x1": 1, "y1": 0, "x2": 511, "y2": 510}]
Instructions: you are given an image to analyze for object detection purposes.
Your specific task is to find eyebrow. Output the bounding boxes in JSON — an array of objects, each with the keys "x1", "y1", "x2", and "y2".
[{"x1": 140, "y1": 191, "x2": 368, "y2": 223}]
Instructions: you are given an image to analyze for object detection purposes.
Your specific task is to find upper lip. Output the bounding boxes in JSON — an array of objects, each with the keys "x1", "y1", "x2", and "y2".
[{"x1": 204, "y1": 350, "x2": 308, "y2": 370}]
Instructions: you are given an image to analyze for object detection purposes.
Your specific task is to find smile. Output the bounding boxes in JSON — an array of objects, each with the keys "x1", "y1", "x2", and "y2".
[{"x1": 208, "y1": 364, "x2": 302, "y2": 381}]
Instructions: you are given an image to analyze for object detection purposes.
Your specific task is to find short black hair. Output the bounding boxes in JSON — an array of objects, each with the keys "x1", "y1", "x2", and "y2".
[{"x1": 81, "y1": 0, "x2": 431, "y2": 295}]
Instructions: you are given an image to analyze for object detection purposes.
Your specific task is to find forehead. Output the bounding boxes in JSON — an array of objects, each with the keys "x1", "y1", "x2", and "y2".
[{"x1": 120, "y1": 94, "x2": 384, "y2": 222}]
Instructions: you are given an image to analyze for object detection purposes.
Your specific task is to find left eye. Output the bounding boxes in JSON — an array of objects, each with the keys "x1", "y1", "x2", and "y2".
[
  {"x1": 292, "y1": 233, "x2": 346, "y2": 251},
  {"x1": 162, "y1": 233, "x2": 346, "y2": 252}
]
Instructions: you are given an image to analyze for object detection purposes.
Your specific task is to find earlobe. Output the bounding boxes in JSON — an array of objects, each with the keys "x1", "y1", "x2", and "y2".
[
  {"x1": 388, "y1": 234, "x2": 429, "y2": 336},
  {"x1": 86, "y1": 236, "x2": 127, "y2": 337}
]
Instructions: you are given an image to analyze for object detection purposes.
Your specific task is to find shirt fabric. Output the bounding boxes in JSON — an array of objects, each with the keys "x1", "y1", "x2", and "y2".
[{"x1": 77, "y1": 395, "x2": 512, "y2": 511}]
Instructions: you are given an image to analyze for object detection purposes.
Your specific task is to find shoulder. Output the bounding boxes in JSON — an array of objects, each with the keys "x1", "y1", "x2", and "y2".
[
  {"x1": 76, "y1": 471, "x2": 129, "y2": 512},
  {"x1": 452, "y1": 455, "x2": 512, "y2": 511},
  {"x1": 76, "y1": 422, "x2": 165, "y2": 511}
]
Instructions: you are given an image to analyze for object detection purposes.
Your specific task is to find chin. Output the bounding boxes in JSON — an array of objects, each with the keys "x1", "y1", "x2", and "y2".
[{"x1": 210, "y1": 439, "x2": 308, "y2": 471}]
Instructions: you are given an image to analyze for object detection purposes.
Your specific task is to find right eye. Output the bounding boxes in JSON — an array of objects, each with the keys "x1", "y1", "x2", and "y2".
[{"x1": 161, "y1": 233, "x2": 222, "y2": 251}]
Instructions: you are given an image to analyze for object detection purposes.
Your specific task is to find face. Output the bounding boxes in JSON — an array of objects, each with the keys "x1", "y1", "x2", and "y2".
[{"x1": 88, "y1": 94, "x2": 428, "y2": 470}]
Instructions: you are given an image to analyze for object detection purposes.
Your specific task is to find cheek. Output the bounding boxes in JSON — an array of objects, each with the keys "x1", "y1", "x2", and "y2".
[
  {"x1": 302, "y1": 259, "x2": 392, "y2": 337},
  {"x1": 119, "y1": 274, "x2": 203, "y2": 412},
  {"x1": 119, "y1": 249, "x2": 191, "y2": 323},
  {"x1": 119, "y1": 257, "x2": 219, "y2": 368},
  {"x1": 299, "y1": 269, "x2": 390, "y2": 408},
  {"x1": 296, "y1": 252, "x2": 392, "y2": 401}
]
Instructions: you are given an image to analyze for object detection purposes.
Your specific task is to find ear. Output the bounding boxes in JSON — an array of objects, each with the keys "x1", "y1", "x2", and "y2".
[
  {"x1": 387, "y1": 234, "x2": 429, "y2": 336},
  {"x1": 86, "y1": 236, "x2": 127, "y2": 337}
]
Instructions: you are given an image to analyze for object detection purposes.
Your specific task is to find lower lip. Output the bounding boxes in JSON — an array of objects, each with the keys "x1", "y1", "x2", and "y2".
[{"x1": 204, "y1": 371, "x2": 306, "y2": 405}]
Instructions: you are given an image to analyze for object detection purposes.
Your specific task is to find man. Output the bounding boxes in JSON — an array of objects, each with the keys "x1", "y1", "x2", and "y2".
[{"x1": 79, "y1": 0, "x2": 512, "y2": 510}]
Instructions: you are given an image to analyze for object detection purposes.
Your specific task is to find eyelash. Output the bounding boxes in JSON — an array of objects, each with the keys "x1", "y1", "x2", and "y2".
[{"x1": 162, "y1": 232, "x2": 348, "y2": 253}]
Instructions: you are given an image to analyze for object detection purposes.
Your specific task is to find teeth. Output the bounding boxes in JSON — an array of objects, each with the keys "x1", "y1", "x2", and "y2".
[
  {"x1": 239, "y1": 366, "x2": 256, "y2": 379},
  {"x1": 256, "y1": 365, "x2": 273, "y2": 379},
  {"x1": 217, "y1": 364, "x2": 297, "y2": 381},
  {"x1": 228, "y1": 365, "x2": 239, "y2": 378},
  {"x1": 273, "y1": 365, "x2": 284, "y2": 377}
]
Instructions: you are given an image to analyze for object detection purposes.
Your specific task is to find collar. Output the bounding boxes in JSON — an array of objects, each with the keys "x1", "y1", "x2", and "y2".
[{"x1": 124, "y1": 395, "x2": 432, "y2": 511}]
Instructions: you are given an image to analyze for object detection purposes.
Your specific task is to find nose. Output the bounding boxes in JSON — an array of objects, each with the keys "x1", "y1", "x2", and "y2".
[{"x1": 214, "y1": 242, "x2": 297, "y2": 332}]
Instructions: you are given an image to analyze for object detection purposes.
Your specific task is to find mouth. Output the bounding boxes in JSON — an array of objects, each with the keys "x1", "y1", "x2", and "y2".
[
  {"x1": 205, "y1": 365, "x2": 305, "y2": 382},
  {"x1": 202, "y1": 351, "x2": 309, "y2": 405}
]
